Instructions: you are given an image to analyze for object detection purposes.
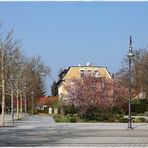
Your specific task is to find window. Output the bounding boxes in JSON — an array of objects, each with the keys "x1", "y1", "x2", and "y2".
[
  {"x1": 88, "y1": 70, "x2": 92, "y2": 77},
  {"x1": 94, "y1": 70, "x2": 100, "y2": 77},
  {"x1": 80, "y1": 70, "x2": 85, "y2": 78}
]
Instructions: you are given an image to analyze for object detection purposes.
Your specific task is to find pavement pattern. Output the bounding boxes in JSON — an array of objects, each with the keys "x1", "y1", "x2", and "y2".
[{"x1": 0, "y1": 114, "x2": 148, "y2": 147}]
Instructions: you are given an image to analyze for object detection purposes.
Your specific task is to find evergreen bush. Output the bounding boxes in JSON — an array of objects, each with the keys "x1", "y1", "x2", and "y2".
[{"x1": 70, "y1": 117, "x2": 77, "y2": 123}]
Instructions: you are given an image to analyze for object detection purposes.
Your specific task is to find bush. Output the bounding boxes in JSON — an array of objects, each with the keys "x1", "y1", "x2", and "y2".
[
  {"x1": 99, "y1": 113, "x2": 111, "y2": 121},
  {"x1": 144, "y1": 111, "x2": 148, "y2": 116},
  {"x1": 44, "y1": 107, "x2": 49, "y2": 114},
  {"x1": 37, "y1": 107, "x2": 49, "y2": 114},
  {"x1": 138, "y1": 117, "x2": 145, "y2": 122},
  {"x1": 70, "y1": 117, "x2": 77, "y2": 123},
  {"x1": 115, "y1": 119, "x2": 120, "y2": 123},
  {"x1": 132, "y1": 99, "x2": 148, "y2": 104},
  {"x1": 64, "y1": 105, "x2": 78, "y2": 115},
  {"x1": 33, "y1": 110, "x2": 38, "y2": 115},
  {"x1": 86, "y1": 114, "x2": 98, "y2": 121},
  {"x1": 116, "y1": 114, "x2": 124, "y2": 120},
  {"x1": 120, "y1": 118, "x2": 128, "y2": 123},
  {"x1": 108, "y1": 117, "x2": 116, "y2": 122},
  {"x1": 131, "y1": 112, "x2": 137, "y2": 116},
  {"x1": 137, "y1": 113, "x2": 144, "y2": 116},
  {"x1": 53, "y1": 115, "x2": 70, "y2": 123},
  {"x1": 131, "y1": 104, "x2": 148, "y2": 113},
  {"x1": 132, "y1": 118, "x2": 142, "y2": 123}
]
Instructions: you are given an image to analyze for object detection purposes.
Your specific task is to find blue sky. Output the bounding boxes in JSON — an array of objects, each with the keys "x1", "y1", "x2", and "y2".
[{"x1": 0, "y1": 2, "x2": 148, "y2": 95}]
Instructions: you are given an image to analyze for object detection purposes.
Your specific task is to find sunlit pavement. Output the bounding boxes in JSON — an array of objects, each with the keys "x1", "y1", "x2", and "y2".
[{"x1": 0, "y1": 114, "x2": 148, "y2": 147}]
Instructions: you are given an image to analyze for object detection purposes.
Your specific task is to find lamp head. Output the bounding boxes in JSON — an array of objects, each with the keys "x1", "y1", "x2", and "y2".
[
  {"x1": 127, "y1": 48, "x2": 134, "y2": 58},
  {"x1": 127, "y1": 36, "x2": 134, "y2": 58}
]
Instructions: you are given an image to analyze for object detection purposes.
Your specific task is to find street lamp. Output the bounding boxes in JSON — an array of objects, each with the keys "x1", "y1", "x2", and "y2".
[{"x1": 127, "y1": 36, "x2": 134, "y2": 129}]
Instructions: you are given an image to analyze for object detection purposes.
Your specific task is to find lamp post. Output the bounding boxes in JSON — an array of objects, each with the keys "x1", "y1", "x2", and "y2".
[{"x1": 127, "y1": 36, "x2": 134, "y2": 129}]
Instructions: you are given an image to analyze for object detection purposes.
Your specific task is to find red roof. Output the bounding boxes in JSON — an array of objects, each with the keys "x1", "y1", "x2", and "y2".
[{"x1": 37, "y1": 96, "x2": 58, "y2": 106}]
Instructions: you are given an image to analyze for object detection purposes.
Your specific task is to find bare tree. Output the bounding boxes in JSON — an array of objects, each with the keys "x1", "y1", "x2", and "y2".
[
  {"x1": 118, "y1": 48, "x2": 148, "y2": 99},
  {"x1": 0, "y1": 26, "x2": 21, "y2": 126},
  {"x1": 22, "y1": 56, "x2": 50, "y2": 113},
  {"x1": 0, "y1": 23, "x2": 51, "y2": 126}
]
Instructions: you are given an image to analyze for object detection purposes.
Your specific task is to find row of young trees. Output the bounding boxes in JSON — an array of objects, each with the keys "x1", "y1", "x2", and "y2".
[{"x1": 0, "y1": 23, "x2": 50, "y2": 126}]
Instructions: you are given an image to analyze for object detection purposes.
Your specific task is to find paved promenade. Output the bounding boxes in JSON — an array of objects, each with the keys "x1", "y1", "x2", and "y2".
[
  {"x1": 0, "y1": 113, "x2": 26, "y2": 126},
  {"x1": 0, "y1": 114, "x2": 148, "y2": 147}
]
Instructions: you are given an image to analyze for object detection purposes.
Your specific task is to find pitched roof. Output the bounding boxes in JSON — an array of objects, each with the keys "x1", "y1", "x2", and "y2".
[
  {"x1": 37, "y1": 96, "x2": 58, "y2": 106},
  {"x1": 57, "y1": 65, "x2": 111, "y2": 85}
]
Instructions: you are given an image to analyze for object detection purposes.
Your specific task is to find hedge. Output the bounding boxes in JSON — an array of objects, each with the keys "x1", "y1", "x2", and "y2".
[
  {"x1": 131, "y1": 99, "x2": 148, "y2": 104},
  {"x1": 131, "y1": 104, "x2": 148, "y2": 113},
  {"x1": 38, "y1": 107, "x2": 49, "y2": 114},
  {"x1": 70, "y1": 117, "x2": 77, "y2": 123}
]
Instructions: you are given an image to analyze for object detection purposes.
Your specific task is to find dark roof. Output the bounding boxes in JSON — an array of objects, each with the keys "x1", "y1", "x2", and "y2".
[
  {"x1": 59, "y1": 69, "x2": 68, "y2": 78},
  {"x1": 57, "y1": 79, "x2": 64, "y2": 85}
]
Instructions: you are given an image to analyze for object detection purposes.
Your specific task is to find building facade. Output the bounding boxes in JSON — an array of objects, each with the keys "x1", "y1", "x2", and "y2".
[{"x1": 57, "y1": 64, "x2": 112, "y2": 99}]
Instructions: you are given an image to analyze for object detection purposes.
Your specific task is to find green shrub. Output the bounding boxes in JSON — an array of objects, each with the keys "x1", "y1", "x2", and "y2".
[
  {"x1": 86, "y1": 115, "x2": 94, "y2": 121},
  {"x1": 33, "y1": 110, "x2": 38, "y2": 114},
  {"x1": 117, "y1": 115, "x2": 124, "y2": 118},
  {"x1": 115, "y1": 119, "x2": 120, "y2": 123},
  {"x1": 144, "y1": 111, "x2": 148, "y2": 116},
  {"x1": 85, "y1": 115, "x2": 102, "y2": 122},
  {"x1": 138, "y1": 117, "x2": 145, "y2": 122},
  {"x1": 120, "y1": 118, "x2": 128, "y2": 123},
  {"x1": 131, "y1": 112, "x2": 137, "y2": 116},
  {"x1": 131, "y1": 99, "x2": 140, "y2": 104},
  {"x1": 64, "y1": 105, "x2": 78, "y2": 115},
  {"x1": 116, "y1": 114, "x2": 124, "y2": 120},
  {"x1": 38, "y1": 107, "x2": 49, "y2": 114},
  {"x1": 54, "y1": 114, "x2": 61, "y2": 118},
  {"x1": 137, "y1": 113, "x2": 144, "y2": 116},
  {"x1": 53, "y1": 115, "x2": 70, "y2": 123},
  {"x1": 108, "y1": 117, "x2": 116, "y2": 122},
  {"x1": 70, "y1": 117, "x2": 77, "y2": 123},
  {"x1": 141, "y1": 99, "x2": 148, "y2": 104},
  {"x1": 132, "y1": 99, "x2": 148, "y2": 104},
  {"x1": 131, "y1": 104, "x2": 148, "y2": 113},
  {"x1": 99, "y1": 113, "x2": 110, "y2": 121},
  {"x1": 133, "y1": 118, "x2": 142, "y2": 123},
  {"x1": 44, "y1": 107, "x2": 49, "y2": 114}
]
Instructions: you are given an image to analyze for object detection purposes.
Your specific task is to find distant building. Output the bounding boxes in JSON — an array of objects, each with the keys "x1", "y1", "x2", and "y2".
[
  {"x1": 57, "y1": 63, "x2": 112, "y2": 100},
  {"x1": 37, "y1": 96, "x2": 58, "y2": 111}
]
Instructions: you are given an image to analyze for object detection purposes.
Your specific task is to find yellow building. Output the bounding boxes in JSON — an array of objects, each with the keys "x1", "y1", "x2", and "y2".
[{"x1": 57, "y1": 64, "x2": 112, "y2": 99}]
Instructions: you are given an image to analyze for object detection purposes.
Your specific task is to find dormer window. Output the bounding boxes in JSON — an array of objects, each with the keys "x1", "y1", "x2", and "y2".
[
  {"x1": 88, "y1": 70, "x2": 92, "y2": 77},
  {"x1": 94, "y1": 70, "x2": 100, "y2": 77},
  {"x1": 80, "y1": 70, "x2": 85, "y2": 78}
]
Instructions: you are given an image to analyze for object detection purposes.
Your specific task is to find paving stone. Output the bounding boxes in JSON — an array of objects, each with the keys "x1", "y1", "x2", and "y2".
[{"x1": 1, "y1": 114, "x2": 148, "y2": 147}]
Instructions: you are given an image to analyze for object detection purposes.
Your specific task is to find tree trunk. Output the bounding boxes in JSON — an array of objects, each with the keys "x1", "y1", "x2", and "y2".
[
  {"x1": 16, "y1": 88, "x2": 19, "y2": 120},
  {"x1": 1, "y1": 79, "x2": 5, "y2": 127},
  {"x1": 24, "y1": 92, "x2": 27, "y2": 118},
  {"x1": 1, "y1": 49, "x2": 5, "y2": 127},
  {"x1": 20, "y1": 94, "x2": 23, "y2": 119},
  {"x1": 11, "y1": 88, "x2": 14, "y2": 126}
]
